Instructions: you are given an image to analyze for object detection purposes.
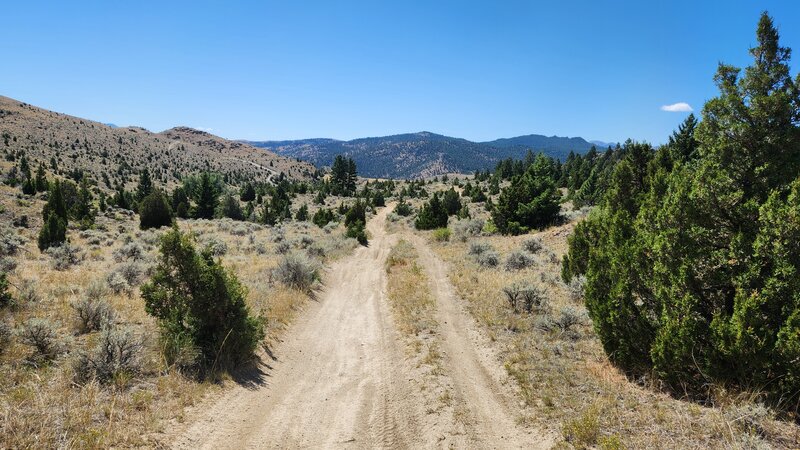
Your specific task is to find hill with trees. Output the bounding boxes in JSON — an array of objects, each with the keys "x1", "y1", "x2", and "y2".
[{"x1": 246, "y1": 131, "x2": 605, "y2": 179}]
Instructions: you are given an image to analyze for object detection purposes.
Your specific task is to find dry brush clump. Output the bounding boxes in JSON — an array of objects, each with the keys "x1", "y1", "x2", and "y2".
[
  {"x1": 73, "y1": 326, "x2": 143, "y2": 385},
  {"x1": 273, "y1": 252, "x2": 320, "y2": 293}
]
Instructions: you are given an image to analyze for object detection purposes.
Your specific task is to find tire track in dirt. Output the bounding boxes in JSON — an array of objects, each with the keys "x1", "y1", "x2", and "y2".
[{"x1": 172, "y1": 206, "x2": 423, "y2": 449}]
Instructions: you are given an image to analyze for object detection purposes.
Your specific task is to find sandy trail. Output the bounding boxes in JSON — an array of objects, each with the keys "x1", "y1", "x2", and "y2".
[{"x1": 172, "y1": 207, "x2": 549, "y2": 449}]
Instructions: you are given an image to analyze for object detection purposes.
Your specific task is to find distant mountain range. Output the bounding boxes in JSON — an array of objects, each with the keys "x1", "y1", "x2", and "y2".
[{"x1": 245, "y1": 132, "x2": 616, "y2": 179}]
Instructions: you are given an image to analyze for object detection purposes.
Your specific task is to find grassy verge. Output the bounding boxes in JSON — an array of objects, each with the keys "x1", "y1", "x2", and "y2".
[{"x1": 385, "y1": 240, "x2": 440, "y2": 367}]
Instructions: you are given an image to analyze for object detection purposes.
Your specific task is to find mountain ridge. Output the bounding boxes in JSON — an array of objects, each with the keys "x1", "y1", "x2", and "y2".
[{"x1": 244, "y1": 131, "x2": 613, "y2": 178}]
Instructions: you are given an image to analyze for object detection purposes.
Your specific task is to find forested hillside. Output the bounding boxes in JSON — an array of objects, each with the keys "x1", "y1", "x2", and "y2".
[{"x1": 246, "y1": 131, "x2": 603, "y2": 179}]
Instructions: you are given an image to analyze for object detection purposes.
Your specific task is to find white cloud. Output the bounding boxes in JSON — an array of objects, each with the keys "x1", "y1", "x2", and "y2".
[{"x1": 660, "y1": 102, "x2": 693, "y2": 112}]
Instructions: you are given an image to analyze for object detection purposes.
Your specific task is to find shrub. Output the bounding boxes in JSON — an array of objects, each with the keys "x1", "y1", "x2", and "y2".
[
  {"x1": 203, "y1": 237, "x2": 228, "y2": 256},
  {"x1": 394, "y1": 197, "x2": 413, "y2": 216},
  {"x1": 476, "y1": 251, "x2": 499, "y2": 268},
  {"x1": 555, "y1": 306, "x2": 584, "y2": 332},
  {"x1": 46, "y1": 244, "x2": 82, "y2": 271},
  {"x1": 505, "y1": 250, "x2": 533, "y2": 271},
  {"x1": 113, "y1": 242, "x2": 144, "y2": 262},
  {"x1": 107, "y1": 271, "x2": 130, "y2": 295},
  {"x1": 16, "y1": 279, "x2": 39, "y2": 304},
  {"x1": 0, "y1": 225, "x2": 25, "y2": 256},
  {"x1": 322, "y1": 221, "x2": 339, "y2": 234},
  {"x1": 522, "y1": 237, "x2": 543, "y2": 254},
  {"x1": 0, "y1": 273, "x2": 13, "y2": 307},
  {"x1": 274, "y1": 253, "x2": 320, "y2": 293},
  {"x1": 0, "y1": 256, "x2": 16, "y2": 272},
  {"x1": 468, "y1": 241, "x2": 493, "y2": 255},
  {"x1": 141, "y1": 228, "x2": 264, "y2": 374},
  {"x1": 275, "y1": 241, "x2": 291, "y2": 255},
  {"x1": 139, "y1": 190, "x2": 173, "y2": 230},
  {"x1": 74, "y1": 326, "x2": 142, "y2": 384},
  {"x1": 18, "y1": 318, "x2": 62, "y2": 361},
  {"x1": 0, "y1": 321, "x2": 10, "y2": 355},
  {"x1": 432, "y1": 228, "x2": 451, "y2": 242},
  {"x1": 306, "y1": 244, "x2": 326, "y2": 259},
  {"x1": 451, "y1": 218, "x2": 484, "y2": 242},
  {"x1": 72, "y1": 298, "x2": 115, "y2": 333},
  {"x1": 502, "y1": 282, "x2": 546, "y2": 314},
  {"x1": 114, "y1": 261, "x2": 145, "y2": 287}
]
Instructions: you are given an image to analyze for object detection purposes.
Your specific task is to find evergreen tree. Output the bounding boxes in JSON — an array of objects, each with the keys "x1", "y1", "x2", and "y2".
[
  {"x1": 295, "y1": 203, "x2": 309, "y2": 221},
  {"x1": 492, "y1": 154, "x2": 561, "y2": 235},
  {"x1": 240, "y1": 182, "x2": 256, "y2": 202},
  {"x1": 139, "y1": 191, "x2": 174, "y2": 230},
  {"x1": 564, "y1": 13, "x2": 800, "y2": 403},
  {"x1": 38, "y1": 180, "x2": 68, "y2": 250},
  {"x1": 415, "y1": 193, "x2": 448, "y2": 230},
  {"x1": 171, "y1": 186, "x2": 190, "y2": 218},
  {"x1": 141, "y1": 228, "x2": 264, "y2": 373},
  {"x1": 34, "y1": 163, "x2": 48, "y2": 192},
  {"x1": 136, "y1": 168, "x2": 153, "y2": 201},
  {"x1": 194, "y1": 172, "x2": 220, "y2": 219},
  {"x1": 441, "y1": 188, "x2": 461, "y2": 216},
  {"x1": 217, "y1": 192, "x2": 244, "y2": 220}
]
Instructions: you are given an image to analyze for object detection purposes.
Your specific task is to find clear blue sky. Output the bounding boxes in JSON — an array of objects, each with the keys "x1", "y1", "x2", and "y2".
[{"x1": 2, "y1": 1, "x2": 799, "y2": 144}]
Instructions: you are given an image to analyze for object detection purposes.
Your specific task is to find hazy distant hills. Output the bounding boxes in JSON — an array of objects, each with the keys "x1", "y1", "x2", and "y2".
[{"x1": 246, "y1": 132, "x2": 612, "y2": 179}]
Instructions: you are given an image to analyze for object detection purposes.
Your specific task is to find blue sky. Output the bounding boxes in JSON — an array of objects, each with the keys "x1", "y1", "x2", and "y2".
[{"x1": 2, "y1": 1, "x2": 799, "y2": 144}]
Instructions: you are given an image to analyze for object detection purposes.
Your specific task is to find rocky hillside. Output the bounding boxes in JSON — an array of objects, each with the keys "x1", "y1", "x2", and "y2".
[
  {"x1": 247, "y1": 131, "x2": 606, "y2": 179},
  {"x1": 0, "y1": 96, "x2": 315, "y2": 191}
]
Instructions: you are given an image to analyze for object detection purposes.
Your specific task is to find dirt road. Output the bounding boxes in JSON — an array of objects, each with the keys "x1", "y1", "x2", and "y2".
[{"x1": 172, "y1": 207, "x2": 548, "y2": 449}]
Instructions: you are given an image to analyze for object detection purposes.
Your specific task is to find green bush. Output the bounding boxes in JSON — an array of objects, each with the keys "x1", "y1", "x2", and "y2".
[
  {"x1": 346, "y1": 220, "x2": 368, "y2": 246},
  {"x1": 394, "y1": 197, "x2": 413, "y2": 216},
  {"x1": 139, "y1": 191, "x2": 173, "y2": 230},
  {"x1": 0, "y1": 273, "x2": 13, "y2": 307},
  {"x1": 432, "y1": 228, "x2": 450, "y2": 242},
  {"x1": 415, "y1": 193, "x2": 448, "y2": 230},
  {"x1": 141, "y1": 228, "x2": 264, "y2": 375},
  {"x1": 312, "y1": 208, "x2": 336, "y2": 228}
]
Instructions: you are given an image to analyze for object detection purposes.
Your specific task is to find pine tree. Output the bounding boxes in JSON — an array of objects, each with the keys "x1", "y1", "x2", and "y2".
[
  {"x1": 136, "y1": 168, "x2": 153, "y2": 202},
  {"x1": 38, "y1": 180, "x2": 68, "y2": 250},
  {"x1": 415, "y1": 193, "x2": 448, "y2": 230},
  {"x1": 194, "y1": 172, "x2": 219, "y2": 219},
  {"x1": 34, "y1": 163, "x2": 48, "y2": 192}
]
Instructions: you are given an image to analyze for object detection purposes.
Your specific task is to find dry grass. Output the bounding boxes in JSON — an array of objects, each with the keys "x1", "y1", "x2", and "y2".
[
  {"x1": 0, "y1": 183, "x2": 358, "y2": 448},
  {"x1": 428, "y1": 203, "x2": 800, "y2": 449},
  {"x1": 385, "y1": 239, "x2": 453, "y2": 403}
]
